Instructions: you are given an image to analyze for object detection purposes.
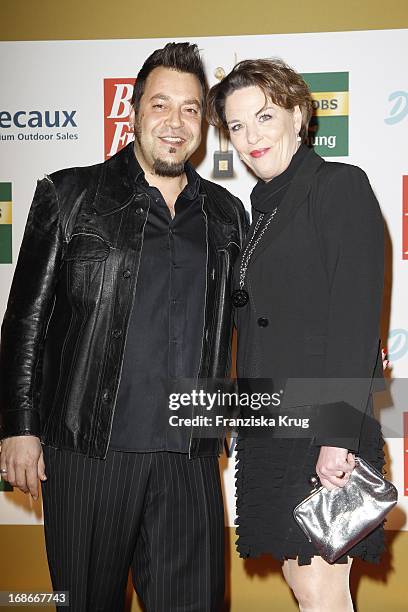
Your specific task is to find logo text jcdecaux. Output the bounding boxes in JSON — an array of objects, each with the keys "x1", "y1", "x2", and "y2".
[{"x1": 0, "y1": 110, "x2": 77, "y2": 128}]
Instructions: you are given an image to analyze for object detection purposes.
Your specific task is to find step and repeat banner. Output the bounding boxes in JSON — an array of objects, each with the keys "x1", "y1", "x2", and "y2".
[{"x1": 0, "y1": 29, "x2": 407, "y2": 530}]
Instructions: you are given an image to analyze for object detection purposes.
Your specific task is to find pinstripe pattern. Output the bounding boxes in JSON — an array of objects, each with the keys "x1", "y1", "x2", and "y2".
[{"x1": 41, "y1": 447, "x2": 224, "y2": 612}]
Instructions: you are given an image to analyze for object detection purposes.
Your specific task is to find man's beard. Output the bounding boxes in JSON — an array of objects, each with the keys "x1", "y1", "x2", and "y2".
[
  {"x1": 135, "y1": 123, "x2": 186, "y2": 177},
  {"x1": 153, "y1": 157, "x2": 185, "y2": 177}
]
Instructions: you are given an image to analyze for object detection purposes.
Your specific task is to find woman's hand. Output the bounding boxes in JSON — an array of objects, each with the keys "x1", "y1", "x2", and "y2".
[{"x1": 316, "y1": 446, "x2": 355, "y2": 490}]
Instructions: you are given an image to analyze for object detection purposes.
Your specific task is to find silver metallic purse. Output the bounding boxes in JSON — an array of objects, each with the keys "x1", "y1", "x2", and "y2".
[{"x1": 293, "y1": 456, "x2": 398, "y2": 563}]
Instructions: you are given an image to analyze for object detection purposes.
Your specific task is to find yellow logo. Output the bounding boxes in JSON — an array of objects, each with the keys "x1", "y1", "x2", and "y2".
[
  {"x1": 0, "y1": 200, "x2": 12, "y2": 225},
  {"x1": 312, "y1": 92, "x2": 349, "y2": 117}
]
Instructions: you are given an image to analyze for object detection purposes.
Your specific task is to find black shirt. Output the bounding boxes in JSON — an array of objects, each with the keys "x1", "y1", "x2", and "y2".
[{"x1": 108, "y1": 148, "x2": 207, "y2": 452}]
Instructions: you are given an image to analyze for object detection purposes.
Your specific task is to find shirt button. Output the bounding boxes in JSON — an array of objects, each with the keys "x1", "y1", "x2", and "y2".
[
  {"x1": 122, "y1": 269, "x2": 131, "y2": 279},
  {"x1": 102, "y1": 390, "x2": 111, "y2": 403},
  {"x1": 257, "y1": 317, "x2": 269, "y2": 327},
  {"x1": 135, "y1": 207, "x2": 145, "y2": 215},
  {"x1": 112, "y1": 329, "x2": 122, "y2": 338}
]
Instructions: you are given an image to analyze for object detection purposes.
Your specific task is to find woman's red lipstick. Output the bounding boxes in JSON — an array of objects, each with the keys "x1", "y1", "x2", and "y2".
[{"x1": 250, "y1": 148, "x2": 270, "y2": 158}]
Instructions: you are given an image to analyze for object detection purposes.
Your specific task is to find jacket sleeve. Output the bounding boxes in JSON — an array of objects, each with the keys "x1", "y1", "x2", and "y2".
[
  {"x1": 312, "y1": 165, "x2": 384, "y2": 451},
  {"x1": 0, "y1": 177, "x2": 63, "y2": 440}
]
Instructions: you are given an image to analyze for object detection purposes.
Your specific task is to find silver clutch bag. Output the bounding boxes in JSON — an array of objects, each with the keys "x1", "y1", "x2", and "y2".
[{"x1": 293, "y1": 457, "x2": 398, "y2": 563}]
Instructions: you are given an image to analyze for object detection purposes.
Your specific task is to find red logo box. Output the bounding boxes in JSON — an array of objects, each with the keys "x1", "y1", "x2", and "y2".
[{"x1": 104, "y1": 78, "x2": 135, "y2": 160}]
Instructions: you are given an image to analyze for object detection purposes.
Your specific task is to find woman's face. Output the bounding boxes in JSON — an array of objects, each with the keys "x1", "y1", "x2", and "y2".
[{"x1": 224, "y1": 85, "x2": 302, "y2": 182}]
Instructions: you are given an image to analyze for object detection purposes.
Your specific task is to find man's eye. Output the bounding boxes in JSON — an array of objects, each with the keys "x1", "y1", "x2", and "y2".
[
  {"x1": 152, "y1": 103, "x2": 165, "y2": 110},
  {"x1": 259, "y1": 113, "x2": 272, "y2": 122},
  {"x1": 185, "y1": 107, "x2": 199, "y2": 114}
]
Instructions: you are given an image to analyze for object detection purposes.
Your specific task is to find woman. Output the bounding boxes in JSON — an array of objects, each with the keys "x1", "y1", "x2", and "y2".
[{"x1": 208, "y1": 59, "x2": 385, "y2": 611}]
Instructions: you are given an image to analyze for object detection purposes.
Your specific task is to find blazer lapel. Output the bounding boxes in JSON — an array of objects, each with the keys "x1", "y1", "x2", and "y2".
[
  {"x1": 94, "y1": 143, "x2": 137, "y2": 215},
  {"x1": 249, "y1": 147, "x2": 324, "y2": 265}
]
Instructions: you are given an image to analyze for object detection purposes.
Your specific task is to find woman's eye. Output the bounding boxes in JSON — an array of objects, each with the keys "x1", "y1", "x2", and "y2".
[
  {"x1": 230, "y1": 124, "x2": 242, "y2": 133},
  {"x1": 259, "y1": 113, "x2": 272, "y2": 123}
]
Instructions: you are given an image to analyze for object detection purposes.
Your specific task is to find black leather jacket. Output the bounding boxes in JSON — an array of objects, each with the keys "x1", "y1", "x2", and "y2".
[{"x1": 0, "y1": 144, "x2": 247, "y2": 459}]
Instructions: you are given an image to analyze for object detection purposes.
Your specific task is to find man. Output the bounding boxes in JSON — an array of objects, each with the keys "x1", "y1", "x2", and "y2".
[{"x1": 0, "y1": 43, "x2": 247, "y2": 611}]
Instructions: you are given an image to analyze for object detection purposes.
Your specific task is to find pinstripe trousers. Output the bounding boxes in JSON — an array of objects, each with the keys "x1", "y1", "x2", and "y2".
[{"x1": 41, "y1": 446, "x2": 225, "y2": 612}]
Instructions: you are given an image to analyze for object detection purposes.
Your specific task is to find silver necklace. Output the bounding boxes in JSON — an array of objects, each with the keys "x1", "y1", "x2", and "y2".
[{"x1": 232, "y1": 207, "x2": 278, "y2": 307}]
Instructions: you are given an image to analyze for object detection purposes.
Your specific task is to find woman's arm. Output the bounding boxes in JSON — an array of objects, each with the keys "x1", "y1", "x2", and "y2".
[{"x1": 313, "y1": 164, "x2": 384, "y2": 452}]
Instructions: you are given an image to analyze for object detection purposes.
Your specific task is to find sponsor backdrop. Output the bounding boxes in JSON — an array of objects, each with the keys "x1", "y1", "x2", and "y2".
[{"x1": 0, "y1": 28, "x2": 407, "y2": 610}]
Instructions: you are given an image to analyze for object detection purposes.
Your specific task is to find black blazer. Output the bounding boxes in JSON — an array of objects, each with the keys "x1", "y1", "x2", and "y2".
[{"x1": 235, "y1": 147, "x2": 384, "y2": 451}]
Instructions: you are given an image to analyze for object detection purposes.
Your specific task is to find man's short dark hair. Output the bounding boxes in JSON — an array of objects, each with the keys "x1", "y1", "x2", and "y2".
[{"x1": 131, "y1": 42, "x2": 208, "y2": 112}]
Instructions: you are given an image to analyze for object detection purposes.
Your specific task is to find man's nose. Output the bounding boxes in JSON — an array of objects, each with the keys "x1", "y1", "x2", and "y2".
[{"x1": 166, "y1": 108, "x2": 184, "y2": 129}]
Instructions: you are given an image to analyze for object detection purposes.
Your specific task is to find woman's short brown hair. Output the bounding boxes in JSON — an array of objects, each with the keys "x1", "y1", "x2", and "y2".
[{"x1": 207, "y1": 58, "x2": 313, "y2": 141}]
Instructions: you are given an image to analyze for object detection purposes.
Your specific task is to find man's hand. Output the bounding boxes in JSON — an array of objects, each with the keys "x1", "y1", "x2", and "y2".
[
  {"x1": 316, "y1": 446, "x2": 355, "y2": 490},
  {"x1": 0, "y1": 436, "x2": 46, "y2": 500}
]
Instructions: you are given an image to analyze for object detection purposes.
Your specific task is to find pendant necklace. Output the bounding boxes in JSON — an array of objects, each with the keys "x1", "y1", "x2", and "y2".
[{"x1": 232, "y1": 207, "x2": 278, "y2": 308}]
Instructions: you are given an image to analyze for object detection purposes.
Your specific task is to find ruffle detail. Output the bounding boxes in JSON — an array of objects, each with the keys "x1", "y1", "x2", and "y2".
[{"x1": 234, "y1": 430, "x2": 386, "y2": 566}]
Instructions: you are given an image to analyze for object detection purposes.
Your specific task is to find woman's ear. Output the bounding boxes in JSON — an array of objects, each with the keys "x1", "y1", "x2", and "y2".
[{"x1": 293, "y1": 105, "x2": 302, "y2": 134}]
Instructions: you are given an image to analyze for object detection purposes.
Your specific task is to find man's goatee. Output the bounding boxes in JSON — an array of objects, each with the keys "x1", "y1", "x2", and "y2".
[{"x1": 153, "y1": 159, "x2": 185, "y2": 177}]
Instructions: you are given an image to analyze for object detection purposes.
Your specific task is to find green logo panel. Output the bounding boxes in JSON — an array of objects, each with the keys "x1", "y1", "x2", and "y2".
[
  {"x1": 0, "y1": 226, "x2": 12, "y2": 264},
  {"x1": 0, "y1": 182, "x2": 12, "y2": 264},
  {"x1": 302, "y1": 71, "x2": 349, "y2": 93},
  {"x1": 308, "y1": 116, "x2": 349, "y2": 157},
  {"x1": 301, "y1": 72, "x2": 349, "y2": 157}
]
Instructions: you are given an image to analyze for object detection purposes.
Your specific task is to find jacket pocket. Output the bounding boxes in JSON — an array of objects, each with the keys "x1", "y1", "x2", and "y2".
[{"x1": 64, "y1": 232, "x2": 110, "y2": 262}]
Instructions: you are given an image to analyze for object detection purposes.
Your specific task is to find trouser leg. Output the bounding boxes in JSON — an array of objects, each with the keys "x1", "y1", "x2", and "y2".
[
  {"x1": 41, "y1": 446, "x2": 152, "y2": 612},
  {"x1": 131, "y1": 452, "x2": 225, "y2": 612}
]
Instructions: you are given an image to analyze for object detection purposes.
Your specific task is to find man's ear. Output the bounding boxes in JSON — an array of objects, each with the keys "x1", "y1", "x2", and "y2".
[{"x1": 129, "y1": 106, "x2": 136, "y2": 130}]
